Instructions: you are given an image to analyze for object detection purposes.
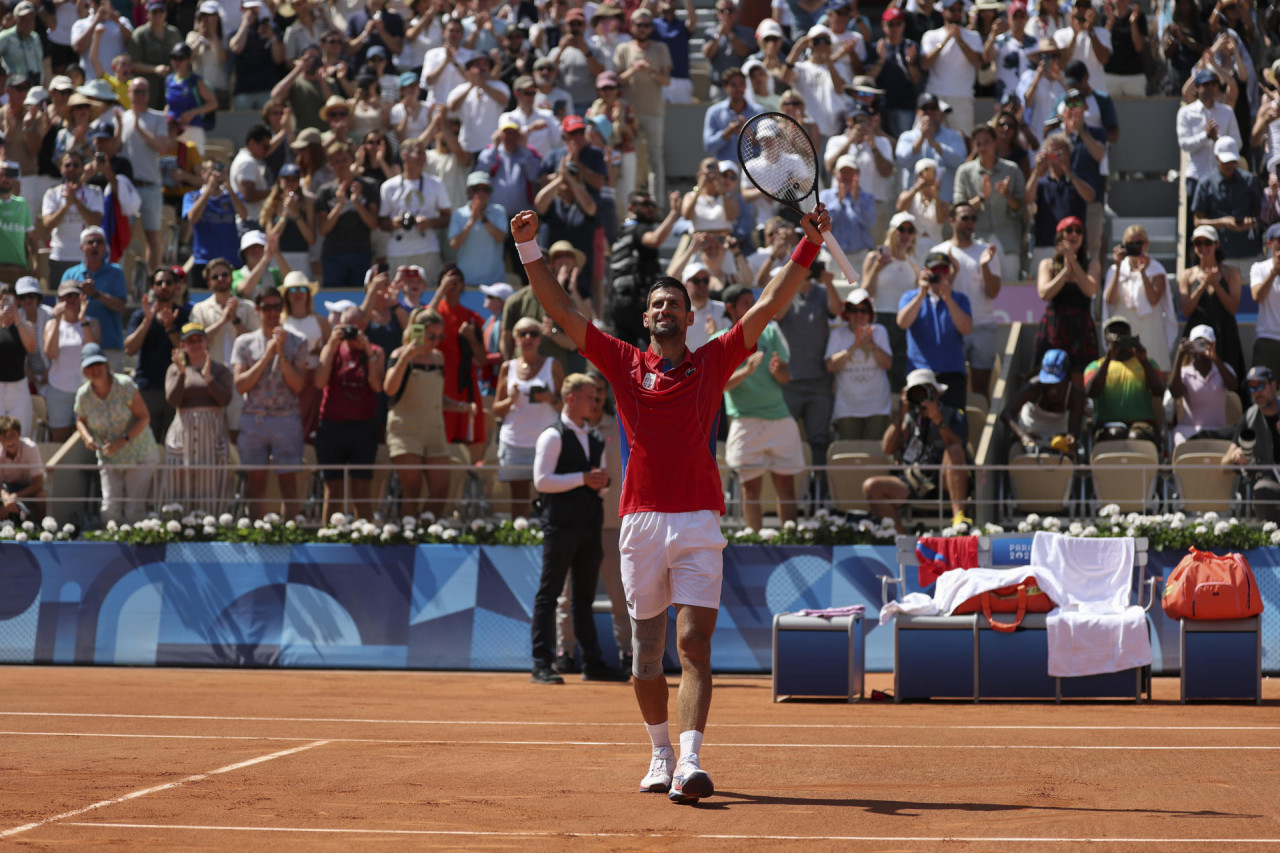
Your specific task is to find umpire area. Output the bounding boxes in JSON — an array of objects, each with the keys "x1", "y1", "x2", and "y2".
[{"x1": 2, "y1": 667, "x2": 1278, "y2": 851}]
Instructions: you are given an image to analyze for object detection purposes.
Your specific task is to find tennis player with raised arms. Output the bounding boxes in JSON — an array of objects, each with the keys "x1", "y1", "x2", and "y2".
[{"x1": 509, "y1": 202, "x2": 832, "y2": 804}]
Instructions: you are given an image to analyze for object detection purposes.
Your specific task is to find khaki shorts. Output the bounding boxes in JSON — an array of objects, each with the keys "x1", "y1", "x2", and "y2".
[{"x1": 726, "y1": 416, "x2": 807, "y2": 483}]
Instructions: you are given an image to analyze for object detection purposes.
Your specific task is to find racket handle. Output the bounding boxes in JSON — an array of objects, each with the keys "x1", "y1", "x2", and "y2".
[{"x1": 821, "y1": 232, "x2": 861, "y2": 285}]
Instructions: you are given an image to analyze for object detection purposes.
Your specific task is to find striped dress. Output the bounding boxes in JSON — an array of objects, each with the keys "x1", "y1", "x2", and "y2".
[{"x1": 160, "y1": 359, "x2": 234, "y2": 515}]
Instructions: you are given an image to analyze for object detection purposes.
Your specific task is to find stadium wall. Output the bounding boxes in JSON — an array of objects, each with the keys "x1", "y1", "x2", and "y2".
[{"x1": 0, "y1": 543, "x2": 1274, "y2": 675}]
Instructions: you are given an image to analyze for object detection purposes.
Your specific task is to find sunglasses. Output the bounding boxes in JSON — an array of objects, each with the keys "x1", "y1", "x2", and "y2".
[
  {"x1": 598, "y1": 84, "x2": 617, "y2": 90},
  {"x1": 260, "y1": 303, "x2": 284, "y2": 312},
  {"x1": 209, "y1": 271, "x2": 231, "y2": 280},
  {"x1": 928, "y1": 265, "x2": 950, "y2": 276},
  {"x1": 1193, "y1": 239, "x2": 1215, "y2": 247},
  {"x1": 323, "y1": 37, "x2": 343, "y2": 44},
  {"x1": 632, "y1": 21, "x2": 652, "y2": 27},
  {"x1": 424, "y1": 331, "x2": 444, "y2": 341},
  {"x1": 288, "y1": 286, "x2": 309, "y2": 293},
  {"x1": 884, "y1": 19, "x2": 903, "y2": 25},
  {"x1": 689, "y1": 276, "x2": 710, "y2": 285},
  {"x1": 782, "y1": 100, "x2": 803, "y2": 108},
  {"x1": 896, "y1": 224, "x2": 916, "y2": 233},
  {"x1": 517, "y1": 330, "x2": 542, "y2": 338},
  {"x1": 1060, "y1": 226, "x2": 1083, "y2": 235},
  {"x1": 328, "y1": 110, "x2": 349, "y2": 119},
  {"x1": 956, "y1": 214, "x2": 976, "y2": 222},
  {"x1": 519, "y1": 88, "x2": 536, "y2": 95},
  {"x1": 1064, "y1": 99, "x2": 1085, "y2": 108},
  {"x1": 812, "y1": 37, "x2": 831, "y2": 46},
  {"x1": 1247, "y1": 381, "x2": 1268, "y2": 392}
]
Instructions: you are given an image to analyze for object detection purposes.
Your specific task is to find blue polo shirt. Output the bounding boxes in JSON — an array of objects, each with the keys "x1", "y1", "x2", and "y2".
[
  {"x1": 702, "y1": 99, "x2": 761, "y2": 162},
  {"x1": 182, "y1": 190, "x2": 241, "y2": 265},
  {"x1": 898, "y1": 289, "x2": 971, "y2": 373},
  {"x1": 653, "y1": 15, "x2": 691, "y2": 79},
  {"x1": 448, "y1": 202, "x2": 508, "y2": 285},
  {"x1": 1067, "y1": 126, "x2": 1108, "y2": 198},
  {"x1": 61, "y1": 261, "x2": 127, "y2": 351},
  {"x1": 818, "y1": 186, "x2": 876, "y2": 253}
]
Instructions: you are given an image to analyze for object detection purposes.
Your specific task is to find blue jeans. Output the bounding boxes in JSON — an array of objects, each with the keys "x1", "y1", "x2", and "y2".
[{"x1": 321, "y1": 252, "x2": 373, "y2": 289}]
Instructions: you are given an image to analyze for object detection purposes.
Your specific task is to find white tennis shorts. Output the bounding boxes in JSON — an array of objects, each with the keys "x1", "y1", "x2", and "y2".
[
  {"x1": 726, "y1": 416, "x2": 807, "y2": 483},
  {"x1": 619, "y1": 510, "x2": 726, "y2": 620}
]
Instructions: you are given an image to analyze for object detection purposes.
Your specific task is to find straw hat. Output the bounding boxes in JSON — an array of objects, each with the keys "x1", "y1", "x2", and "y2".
[
  {"x1": 548, "y1": 240, "x2": 586, "y2": 268},
  {"x1": 278, "y1": 269, "x2": 319, "y2": 295}
]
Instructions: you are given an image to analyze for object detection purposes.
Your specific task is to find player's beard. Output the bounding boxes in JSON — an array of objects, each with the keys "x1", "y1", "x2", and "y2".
[{"x1": 649, "y1": 315, "x2": 681, "y2": 341}]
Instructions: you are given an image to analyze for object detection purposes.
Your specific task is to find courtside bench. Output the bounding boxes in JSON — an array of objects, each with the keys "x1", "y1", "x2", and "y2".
[
  {"x1": 1181, "y1": 616, "x2": 1263, "y2": 703},
  {"x1": 771, "y1": 611, "x2": 866, "y2": 702},
  {"x1": 884, "y1": 535, "x2": 1157, "y2": 702}
]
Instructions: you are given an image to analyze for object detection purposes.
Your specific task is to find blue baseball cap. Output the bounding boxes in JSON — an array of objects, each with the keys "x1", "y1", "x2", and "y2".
[
  {"x1": 1193, "y1": 68, "x2": 1217, "y2": 86},
  {"x1": 80, "y1": 342, "x2": 108, "y2": 368},
  {"x1": 1266, "y1": 222, "x2": 1280, "y2": 242},
  {"x1": 1037, "y1": 349, "x2": 1069, "y2": 384},
  {"x1": 1246, "y1": 365, "x2": 1275, "y2": 385},
  {"x1": 399, "y1": 71, "x2": 418, "y2": 88},
  {"x1": 279, "y1": 163, "x2": 301, "y2": 178}
]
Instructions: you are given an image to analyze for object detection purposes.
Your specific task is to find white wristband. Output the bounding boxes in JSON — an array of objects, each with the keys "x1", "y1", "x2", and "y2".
[{"x1": 516, "y1": 239, "x2": 543, "y2": 264}]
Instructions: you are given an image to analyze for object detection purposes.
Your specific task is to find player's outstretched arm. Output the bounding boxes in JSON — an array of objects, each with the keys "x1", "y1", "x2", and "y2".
[
  {"x1": 510, "y1": 210, "x2": 590, "y2": 352},
  {"x1": 739, "y1": 206, "x2": 831, "y2": 350}
]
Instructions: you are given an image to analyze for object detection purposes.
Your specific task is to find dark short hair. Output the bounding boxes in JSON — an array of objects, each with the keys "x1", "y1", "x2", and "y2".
[
  {"x1": 628, "y1": 190, "x2": 653, "y2": 206},
  {"x1": 970, "y1": 124, "x2": 996, "y2": 142},
  {"x1": 438, "y1": 262, "x2": 461, "y2": 287},
  {"x1": 254, "y1": 287, "x2": 284, "y2": 306},
  {"x1": 647, "y1": 277, "x2": 691, "y2": 312},
  {"x1": 245, "y1": 123, "x2": 272, "y2": 145},
  {"x1": 205, "y1": 257, "x2": 232, "y2": 275}
]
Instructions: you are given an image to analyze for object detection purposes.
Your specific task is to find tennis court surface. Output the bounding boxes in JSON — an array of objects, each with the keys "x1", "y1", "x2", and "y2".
[{"x1": 2, "y1": 667, "x2": 1278, "y2": 851}]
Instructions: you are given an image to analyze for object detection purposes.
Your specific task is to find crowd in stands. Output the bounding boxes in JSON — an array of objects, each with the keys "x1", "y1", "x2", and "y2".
[{"x1": 4, "y1": 0, "x2": 1280, "y2": 528}]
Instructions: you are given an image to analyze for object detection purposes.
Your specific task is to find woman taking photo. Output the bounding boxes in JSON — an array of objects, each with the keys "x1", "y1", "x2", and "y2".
[
  {"x1": 74, "y1": 343, "x2": 158, "y2": 524},
  {"x1": 1103, "y1": 224, "x2": 1174, "y2": 372},
  {"x1": 491, "y1": 316, "x2": 563, "y2": 519},
  {"x1": 1169, "y1": 325, "x2": 1237, "y2": 446},
  {"x1": 160, "y1": 322, "x2": 233, "y2": 513},
  {"x1": 384, "y1": 308, "x2": 473, "y2": 517},
  {"x1": 681, "y1": 157, "x2": 739, "y2": 236},
  {"x1": 861, "y1": 211, "x2": 920, "y2": 390},
  {"x1": 280, "y1": 271, "x2": 331, "y2": 441},
  {"x1": 43, "y1": 281, "x2": 100, "y2": 442},
  {"x1": 1034, "y1": 216, "x2": 1100, "y2": 388},
  {"x1": 1177, "y1": 224, "x2": 1246, "y2": 388},
  {"x1": 258, "y1": 164, "x2": 316, "y2": 275}
]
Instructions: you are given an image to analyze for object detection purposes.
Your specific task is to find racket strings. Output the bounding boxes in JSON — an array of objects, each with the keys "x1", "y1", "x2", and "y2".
[{"x1": 737, "y1": 114, "x2": 818, "y2": 205}]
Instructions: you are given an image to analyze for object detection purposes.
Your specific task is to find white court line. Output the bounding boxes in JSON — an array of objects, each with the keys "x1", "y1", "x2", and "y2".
[
  {"x1": 59, "y1": 823, "x2": 1280, "y2": 844},
  {"x1": 3, "y1": 731, "x2": 1280, "y2": 750},
  {"x1": 0, "y1": 740, "x2": 329, "y2": 840},
  {"x1": 1, "y1": 712, "x2": 1277, "y2": 732}
]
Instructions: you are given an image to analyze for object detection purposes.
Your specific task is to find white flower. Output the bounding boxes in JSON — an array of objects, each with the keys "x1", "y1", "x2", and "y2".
[
  {"x1": 1017, "y1": 521, "x2": 1032, "y2": 532},
  {"x1": 815, "y1": 508, "x2": 830, "y2": 518},
  {"x1": 759, "y1": 528, "x2": 778, "y2": 541},
  {"x1": 218, "y1": 513, "x2": 234, "y2": 526},
  {"x1": 185, "y1": 528, "x2": 195, "y2": 538},
  {"x1": 350, "y1": 531, "x2": 361, "y2": 542},
  {"x1": 264, "y1": 512, "x2": 281, "y2": 524},
  {"x1": 160, "y1": 502, "x2": 183, "y2": 515},
  {"x1": 858, "y1": 519, "x2": 875, "y2": 532},
  {"x1": 736, "y1": 527, "x2": 755, "y2": 538},
  {"x1": 1229, "y1": 517, "x2": 1240, "y2": 526},
  {"x1": 512, "y1": 517, "x2": 529, "y2": 531},
  {"x1": 285, "y1": 520, "x2": 296, "y2": 530},
  {"x1": 402, "y1": 516, "x2": 417, "y2": 528},
  {"x1": 1025, "y1": 513, "x2": 1041, "y2": 526},
  {"x1": 419, "y1": 511, "x2": 436, "y2": 523},
  {"x1": 119, "y1": 524, "x2": 131, "y2": 534},
  {"x1": 236, "y1": 518, "x2": 251, "y2": 530},
  {"x1": 21, "y1": 520, "x2": 34, "y2": 532},
  {"x1": 801, "y1": 519, "x2": 819, "y2": 531},
  {"x1": 1170, "y1": 520, "x2": 1183, "y2": 530},
  {"x1": 15, "y1": 531, "x2": 28, "y2": 542},
  {"x1": 1265, "y1": 522, "x2": 1278, "y2": 535},
  {"x1": 39, "y1": 531, "x2": 53, "y2": 542},
  {"x1": 329, "y1": 512, "x2": 348, "y2": 526},
  {"x1": 1271, "y1": 530, "x2": 1280, "y2": 546},
  {"x1": 533, "y1": 529, "x2": 544, "y2": 539},
  {"x1": 165, "y1": 520, "x2": 181, "y2": 534},
  {"x1": 783, "y1": 520, "x2": 797, "y2": 531},
  {"x1": 203, "y1": 515, "x2": 216, "y2": 527},
  {"x1": 262, "y1": 523, "x2": 273, "y2": 533},
  {"x1": 1214, "y1": 521, "x2": 1231, "y2": 536},
  {"x1": 404, "y1": 528, "x2": 416, "y2": 540},
  {"x1": 1068, "y1": 522, "x2": 1084, "y2": 536},
  {"x1": 441, "y1": 528, "x2": 458, "y2": 540},
  {"x1": 381, "y1": 532, "x2": 393, "y2": 542},
  {"x1": 879, "y1": 516, "x2": 896, "y2": 529},
  {"x1": 253, "y1": 519, "x2": 265, "y2": 530},
  {"x1": 203, "y1": 526, "x2": 216, "y2": 537},
  {"x1": 106, "y1": 519, "x2": 118, "y2": 532},
  {"x1": 0, "y1": 525, "x2": 13, "y2": 538},
  {"x1": 61, "y1": 523, "x2": 75, "y2": 535},
  {"x1": 41, "y1": 517, "x2": 58, "y2": 532},
  {"x1": 470, "y1": 519, "x2": 485, "y2": 532},
  {"x1": 985, "y1": 524, "x2": 1005, "y2": 533},
  {"x1": 1082, "y1": 525, "x2": 1097, "y2": 537},
  {"x1": 1194, "y1": 525, "x2": 1208, "y2": 536},
  {"x1": 427, "y1": 524, "x2": 444, "y2": 537},
  {"x1": 1099, "y1": 504, "x2": 1121, "y2": 518},
  {"x1": 1125, "y1": 526, "x2": 1138, "y2": 537},
  {"x1": 1172, "y1": 512, "x2": 1186, "y2": 523},
  {"x1": 941, "y1": 526, "x2": 958, "y2": 537},
  {"x1": 384, "y1": 523, "x2": 401, "y2": 536},
  {"x1": 1202, "y1": 511, "x2": 1220, "y2": 523},
  {"x1": 1044, "y1": 516, "x2": 1062, "y2": 531}
]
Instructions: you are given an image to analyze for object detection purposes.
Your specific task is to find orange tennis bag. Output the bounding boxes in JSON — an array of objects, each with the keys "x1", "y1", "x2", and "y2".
[
  {"x1": 953, "y1": 578, "x2": 1056, "y2": 632},
  {"x1": 1162, "y1": 548, "x2": 1264, "y2": 621}
]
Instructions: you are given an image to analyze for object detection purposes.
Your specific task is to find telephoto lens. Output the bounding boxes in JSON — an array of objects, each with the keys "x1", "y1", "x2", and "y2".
[{"x1": 1238, "y1": 429, "x2": 1257, "y2": 465}]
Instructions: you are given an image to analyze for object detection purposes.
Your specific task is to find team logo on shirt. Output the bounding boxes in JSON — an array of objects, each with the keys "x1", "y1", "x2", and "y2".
[{"x1": 642, "y1": 373, "x2": 657, "y2": 389}]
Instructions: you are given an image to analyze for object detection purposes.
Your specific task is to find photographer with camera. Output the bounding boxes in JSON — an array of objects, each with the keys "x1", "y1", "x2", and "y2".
[
  {"x1": 1084, "y1": 315, "x2": 1166, "y2": 446},
  {"x1": 1220, "y1": 366, "x2": 1280, "y2": 521},
  {"x1": 1171, "y1": 324, "x2": 1237, "y2": 446},
  {"x1": 314, "y1": 304, "x2": 386, "y2": 522},
  {"x1": 863, "y1": 367, "x2": 971, "y2": 532},
  {"x1": 896, "y1": 249, "x2": 972, "y2": 410},
  {"x1": 379, "y1": 139, "x2": 452, "y2": 285}
]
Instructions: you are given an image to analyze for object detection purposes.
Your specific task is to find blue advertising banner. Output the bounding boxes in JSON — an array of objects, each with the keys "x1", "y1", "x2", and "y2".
[{"x1": 0, "y1": 543, "x2": 1274, "y2": 674}]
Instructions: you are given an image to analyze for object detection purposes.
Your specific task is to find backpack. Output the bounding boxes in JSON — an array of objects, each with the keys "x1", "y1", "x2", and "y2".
[{"x1": 1162, "y1": 548, "x2": 1264, "y2": 621}]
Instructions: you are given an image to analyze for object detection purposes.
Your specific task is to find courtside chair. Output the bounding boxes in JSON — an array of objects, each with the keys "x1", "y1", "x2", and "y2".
[
  {"x1": 1090, "y1": 439, "x2": 1161, "y2": 513},
  {"x1": 827, "y1": 451, "x2": 892, "y2": 513},
  {"x1": 1171, "y1": 438, "x2": 1237, "y2": 514},
  {"x1": 1007, "y1": 446, "x2": 1076, "y2": 515}
]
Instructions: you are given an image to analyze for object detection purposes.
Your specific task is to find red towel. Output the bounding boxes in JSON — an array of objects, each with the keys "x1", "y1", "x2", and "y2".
[{"x1": 916, "y1": 536, "x2": 980, "y2": 587}]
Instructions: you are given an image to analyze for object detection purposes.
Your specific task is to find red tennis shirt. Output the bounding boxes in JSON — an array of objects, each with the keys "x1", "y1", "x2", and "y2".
[{"x1": 581, "y1": 321, "x2": 753, "y2": 517}]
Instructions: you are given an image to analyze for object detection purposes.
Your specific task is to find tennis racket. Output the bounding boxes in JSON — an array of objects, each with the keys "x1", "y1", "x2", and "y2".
[{"x1": 737, "y1": 112, "x2": 860, "y2": 285}]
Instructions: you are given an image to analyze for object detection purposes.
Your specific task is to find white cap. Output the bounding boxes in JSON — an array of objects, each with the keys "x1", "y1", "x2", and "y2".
[
  {"x1": 1189, "y1": 324, "x2": 1216, "y2": 343},
  {"x1": 806, "y1": 24, "x2": 834, "y2": 40},
  {"x1": 914, "y1": 157, "x2": 938, "y2": 176},
  {"x1": 1192, "y1": 224, "x2": 1219, "y2": 243},
  {"x1": 479, "y1": 282, "x2": 514, "y2": 301},
  {"x1": 755, "y1": 17, "x2": 783, "y2": 40},
  {"x1": 844, "y1": 287, "x2": 873, "y2": 309},
  {"x1": 14, "y1": 276, "x2": 40, "y2": 296},
  {"x1": 682, "y1": 261, "x2": 710, "y2": 281},
  {"x1": 905, "y1": 367, "x2": 948, "y2": 394},
  {"x1": 741, "y1": 58, "x2": 766, "y2": 79},
  {"x1": 834, "y1": 154, "x2": 859, "y2": 172},
  {"x1": 240, "y1": 230, "x2": 267, "y2": 252},
  {"x1": 1214, "y1": 136, "x2": 1241, "y2": 163},
  {"x1": 80, "y1": 225, "x2": 106, "y2": 244},
  {"x1": 197, "y1": 0, "x2": 222, "y2": 13},
  {"x1": 23, "y1": 85, "x2": 48, "y2": 106},
  {"x1": 888, "y1": 210, "x2": 917, "y2": 231},
  {"x1": 717, "y1": 159, "x2": 738, "y2": 175},
  {"x1": 323, "y1": 298, "x2": 357, "y2": 315}
]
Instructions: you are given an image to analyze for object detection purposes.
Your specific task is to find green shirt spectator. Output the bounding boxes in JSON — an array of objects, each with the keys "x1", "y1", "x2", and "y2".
[
  {"x1": 0, "y1": 191, "x2": 33, "y2": 269},
  {"x1": 714, "y1": 319, "x2": 792, "y2": 420},
  {"x1": 128, "y1": 3, "x2": 185, "y2": 110},
  {"x1": 0, "y1": 3, "x2": 43, "y2": 81},
  {"x1": 1084, "y1": 353, "x2": 1163, "y2": 424}
]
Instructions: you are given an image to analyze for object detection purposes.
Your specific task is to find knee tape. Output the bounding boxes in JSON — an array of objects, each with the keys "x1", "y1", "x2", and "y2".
[{"x1": 630, "y1": 612, "x2": 667, "y2": 681}]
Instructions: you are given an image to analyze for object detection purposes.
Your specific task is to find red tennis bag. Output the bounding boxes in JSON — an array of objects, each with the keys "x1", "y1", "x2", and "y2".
[
  {"x1": 953, "y1": 578, "x2": 1056, "y2": 633},
  {"x1": 1162, "y1": 548, "x2": 1264, "y2": 620}
]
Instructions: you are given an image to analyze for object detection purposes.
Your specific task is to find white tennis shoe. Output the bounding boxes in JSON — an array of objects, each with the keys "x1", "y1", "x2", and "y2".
[
  {"x1": 640, "y1": 747, "x2": 675, "y2": 793},
  {"x1": 668, "y1": 753, "x2": 714, "y2": 804}
]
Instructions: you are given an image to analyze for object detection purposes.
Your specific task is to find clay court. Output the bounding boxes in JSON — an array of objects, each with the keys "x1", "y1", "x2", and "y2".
[{"x1": 2, "y1": 667, "x2": 1279, "y2": 851}]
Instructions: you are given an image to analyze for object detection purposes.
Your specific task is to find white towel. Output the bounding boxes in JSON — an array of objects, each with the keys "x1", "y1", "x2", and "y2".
[
  {"x1": 878, "y1": 593, "x2": 938, "y2": 625},
  {"x1": 933, "y1": 565, "x2": 1068, "y2": 618},
  {"x1": 1032, "y1": 532, "x2": 1153, "y2": 678}
]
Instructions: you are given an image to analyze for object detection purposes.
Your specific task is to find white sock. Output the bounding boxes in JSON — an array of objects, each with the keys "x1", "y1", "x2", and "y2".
[
  {"x1": 679, "y1": 729, "x2": 703, "y2": 761},
  {"x1": 646, "y1": 721, "x2": 672, "y2": 752}
]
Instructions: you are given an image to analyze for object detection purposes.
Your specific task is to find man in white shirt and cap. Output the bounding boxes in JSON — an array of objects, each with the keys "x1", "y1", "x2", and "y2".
[
  {"x1": 683, "y1": 261, "x2": 729, "y2": 351},
  {"x1": 920, "y1": 0, "x2": 983, "y2": 134}
]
